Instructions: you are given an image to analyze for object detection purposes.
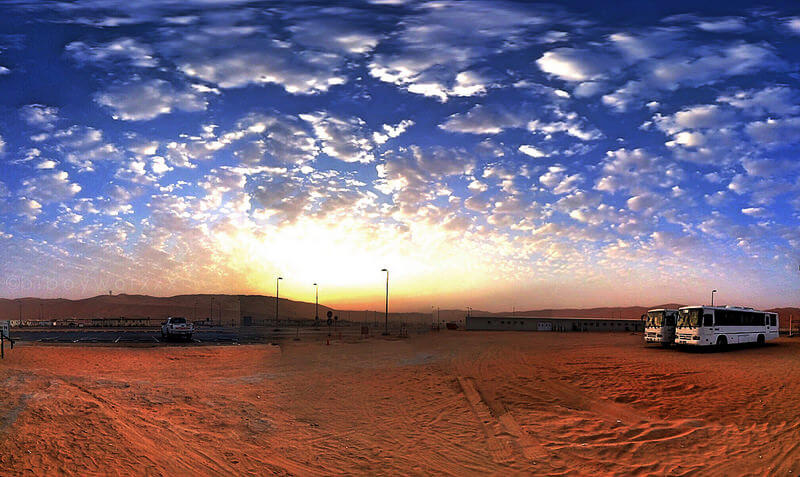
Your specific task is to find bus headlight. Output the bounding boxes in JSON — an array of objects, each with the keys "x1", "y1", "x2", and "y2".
[{"x1": 692, "y1": 335, "x2": 699, "y2": 340}]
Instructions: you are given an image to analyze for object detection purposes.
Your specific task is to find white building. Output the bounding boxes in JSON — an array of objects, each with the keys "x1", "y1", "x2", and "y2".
[{"x1": 465, "y1": 316, "x2": 644, "y2": 332}]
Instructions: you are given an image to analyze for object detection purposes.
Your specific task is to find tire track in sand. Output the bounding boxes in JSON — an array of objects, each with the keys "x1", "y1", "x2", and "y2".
[{"x1": 456, "y1": 376, "x2": 549, "y2": 466}]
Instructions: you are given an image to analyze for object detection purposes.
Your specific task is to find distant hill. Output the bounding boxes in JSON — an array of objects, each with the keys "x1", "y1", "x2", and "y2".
[{"x1": 0, "y1": 295, "x2": 796, "y2": 328}]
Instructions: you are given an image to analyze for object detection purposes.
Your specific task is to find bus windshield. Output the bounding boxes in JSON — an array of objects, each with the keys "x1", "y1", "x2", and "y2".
[
  {"x1": 646, "y1": 311, "x2": 663, "y2": 327},
  {"x1": 678, "y1": 308, "x2": 702, "y2": 328}
]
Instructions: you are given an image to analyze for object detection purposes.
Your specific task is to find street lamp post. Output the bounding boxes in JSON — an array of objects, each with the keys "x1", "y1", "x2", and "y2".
[
  {"x1": 381, "y1": 268, "x2": 389, "y2": 335},
  {"x1": 711, "y1": 289, "x2": 717, "y2": 307},
  {"x1": 313, "y1": 283, "x2": 319, "y2": 322},
  {"x1": 276, "y1": 277, "x2": 283, "y2": 326}
]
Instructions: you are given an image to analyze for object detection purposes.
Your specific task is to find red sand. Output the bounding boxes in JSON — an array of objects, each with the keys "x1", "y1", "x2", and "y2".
[{"x1": 2, "y1": 333, "x2": 800, "y2": 475}]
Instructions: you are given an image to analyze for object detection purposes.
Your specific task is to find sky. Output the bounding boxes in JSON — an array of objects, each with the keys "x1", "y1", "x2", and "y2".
[{"x1": 0, "y1": 0, "x2": 799, "y2": 312}]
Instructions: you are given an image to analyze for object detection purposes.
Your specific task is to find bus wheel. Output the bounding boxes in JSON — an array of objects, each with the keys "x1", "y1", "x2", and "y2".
[
  {"x1": 716, "y1": 336, "x2": 727, "y2": 350},
  {"x1": 757, "y1": 335, "x2": 765, "y2": 346}
]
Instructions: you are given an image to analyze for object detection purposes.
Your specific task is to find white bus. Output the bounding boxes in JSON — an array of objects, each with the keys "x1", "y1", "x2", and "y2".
[
  {"x1": 644, "y1": 308, "x2": 678, "y2": 346},
  {"x1": 675, "y1": 306, "x2": 779, "y2": 348}
]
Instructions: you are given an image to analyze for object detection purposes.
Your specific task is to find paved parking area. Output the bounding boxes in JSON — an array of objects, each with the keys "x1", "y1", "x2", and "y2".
[{"x1": 5, "y1": 325, "x2": 401, "y2": 345}]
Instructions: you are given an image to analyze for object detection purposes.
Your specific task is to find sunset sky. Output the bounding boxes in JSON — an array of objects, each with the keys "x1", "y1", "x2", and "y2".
[{"x1": 0, "y1": 0, "x2": 799, "y2": 311}]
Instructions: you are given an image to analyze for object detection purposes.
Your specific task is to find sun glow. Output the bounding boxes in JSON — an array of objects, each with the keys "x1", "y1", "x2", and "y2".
[{"x1": 210, "y1": 216, "x2": 500, "y2": 309}]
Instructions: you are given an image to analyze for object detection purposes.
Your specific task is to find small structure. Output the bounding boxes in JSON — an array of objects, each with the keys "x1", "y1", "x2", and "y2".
[
  {"x1": 466, "y1": 316, "x2": 643, "y2": 332},
  {"x1": 89, "y1": 317, "x2": 151, "y2": 327}
]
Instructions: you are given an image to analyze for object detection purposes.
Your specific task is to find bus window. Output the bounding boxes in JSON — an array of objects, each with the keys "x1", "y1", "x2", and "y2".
[
  {"x1": 771, "y1": 315, "x2": 777, "y2": 327},
  {"x1": 703, "y1": 314, "x2": 713, "y2": 327}
]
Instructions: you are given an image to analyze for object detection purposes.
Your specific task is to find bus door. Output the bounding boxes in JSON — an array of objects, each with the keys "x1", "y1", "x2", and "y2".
[
  {"x1": 703, "y1": 312, "x2": 715, "y2": 343},
  {"x1": 664, "y1": 312, "x2": 676, "y2": 341},
  {"x1": 765, "y1": 314, "x2": 775, "y2": 337}
]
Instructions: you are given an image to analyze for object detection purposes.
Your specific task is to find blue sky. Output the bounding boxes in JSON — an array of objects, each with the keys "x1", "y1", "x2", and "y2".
[{"x1": 0, "y1": 0, "x2": 799, "y2": 311}]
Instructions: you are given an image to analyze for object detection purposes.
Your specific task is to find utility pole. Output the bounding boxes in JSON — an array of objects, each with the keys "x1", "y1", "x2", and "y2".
[
  {"x1": 313, "y1": 283, "x2": 319, "y2": 322},
  {"x1": 276, "y1": 277, "x2": 283, "y2": 326},
  {"x1": 381, "y1": 269, "x2": 389, "y2": 335}
]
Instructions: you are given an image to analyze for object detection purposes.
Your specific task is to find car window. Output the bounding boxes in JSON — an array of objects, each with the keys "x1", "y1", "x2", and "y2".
[{"x1": 171, "y1": 317, "x2": 187, "y2": 324}]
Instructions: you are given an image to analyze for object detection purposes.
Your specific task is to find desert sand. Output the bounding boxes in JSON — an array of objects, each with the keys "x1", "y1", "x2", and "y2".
[{"x1": 2, "y1": 332, "x2": 800, "y2": 475}]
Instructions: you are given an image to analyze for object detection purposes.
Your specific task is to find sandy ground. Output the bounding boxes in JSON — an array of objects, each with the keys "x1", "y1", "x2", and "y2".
[{"x1": 2, "y1": 332, "x2": 800, "y2": 476}]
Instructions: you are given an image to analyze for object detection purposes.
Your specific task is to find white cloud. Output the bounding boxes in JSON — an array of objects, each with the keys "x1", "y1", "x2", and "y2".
[
  {"x1": 518, "y1": 145, "x2": 546, "y2": 158},
  {"x1": 653, "y1": 104, "x2": 735, "y2": 135},
  {"x1": 178, "y1": 43, "x2": 346, "y2": 94},
  {"x1": 741, "y1": 207, "x2": 767, "y2": 217},
  {"x1": 95, "y1": 79, "x2": 207, "y2": 121},
  {"x1": 787, "y1": 17, "x2": 800, "y2": 34},
  {"x1": 229, "y1": 113, "x2": 318, "y2": 166},
  {"x1": 647, "y1": 43, "x2": 782, "y2": 89},
  {"x1": 601, "y1": 81, "x2": 649, "y2": 112},
  {"x1": 21, "y1": 170, "x2": 82, "y2": 204},
  {"x1": 696, "y1": 17, "x2": 746, "y2": 32},
  {"x1": 627, "y1": 194, "x2": 658, "y2": 212},
  {"x1": 289, "y1": 18, "x2": 381, "y2": 55},
  {"x1": 20, "y1": 104, "x2": 60, "y2": 129},
  {"x1": 537, "y1": 48, "x2": 614, "y2": 82},
  {"x1": 376, "y1": 145, "x2": 474, "y2": 214},
  {"x1": 373, "y1": 119, "x2": 414, "y2": 145},
  {"x1": 595, "y1": 148, "x2": 680, "y2": 194},
  {"x1": 300, "y1": 112, "x2": 374, "y2": 163},
  {"x1": 574, "y1": 81, "x2": 607, "y2": 98},
  {"x1": 13, "y1": 197, "x2": 43, "y2": 219},
  {"x1": 527, "y1": 111, "x2": 602, "y2": 141},
  {"x1": 608, "y1": 31, "x2": 684, "y2": 61},
  {"x1": 746, "y1": 117, "x2": 800, "y2": 146},
  {"x1": 718, "y1": 86, "x2": 799, "y2": 117},
  {"x1": 439, "y1": 104, "x2": 525, "y2": 134},
  {"x1": 66, "y1": 38, "x2": 158, "y2": 68},
  {"x1": 539, "y1": 166, "x2": 582, "y2": 194},
  {"x1": 52, "y1": 126, "x2": 119, "y2": 171},
  {"x1": 35, "y1": 160, "x2": 58, "y2": 169},
  {"x1": 369, "y1": 1, "x2": 545, "y2": 101}
]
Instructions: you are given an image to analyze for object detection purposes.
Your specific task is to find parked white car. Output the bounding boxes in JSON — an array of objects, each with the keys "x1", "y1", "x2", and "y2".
[{"x1": 161, "y1": 317, "x2": 194, "y2": 341}]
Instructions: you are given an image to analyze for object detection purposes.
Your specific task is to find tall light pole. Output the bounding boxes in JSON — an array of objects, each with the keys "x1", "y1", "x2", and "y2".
[
  {"x1": 276, "y1": 277, "x2": 283, "y2": 326},
  {"x1": 313, "y1": 283, "x2": 319, "y2": 321},
  {"x1": 711, "y1": 289, "x2": 717, "y2": 307},
  {"x1": 381, "y1": 268, "x2": 389, "y2": 335}
]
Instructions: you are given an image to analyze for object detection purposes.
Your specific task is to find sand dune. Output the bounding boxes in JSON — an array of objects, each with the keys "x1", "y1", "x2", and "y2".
[{"x1": 3, "y1": 333, "x2": 800, "y2": 475}]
